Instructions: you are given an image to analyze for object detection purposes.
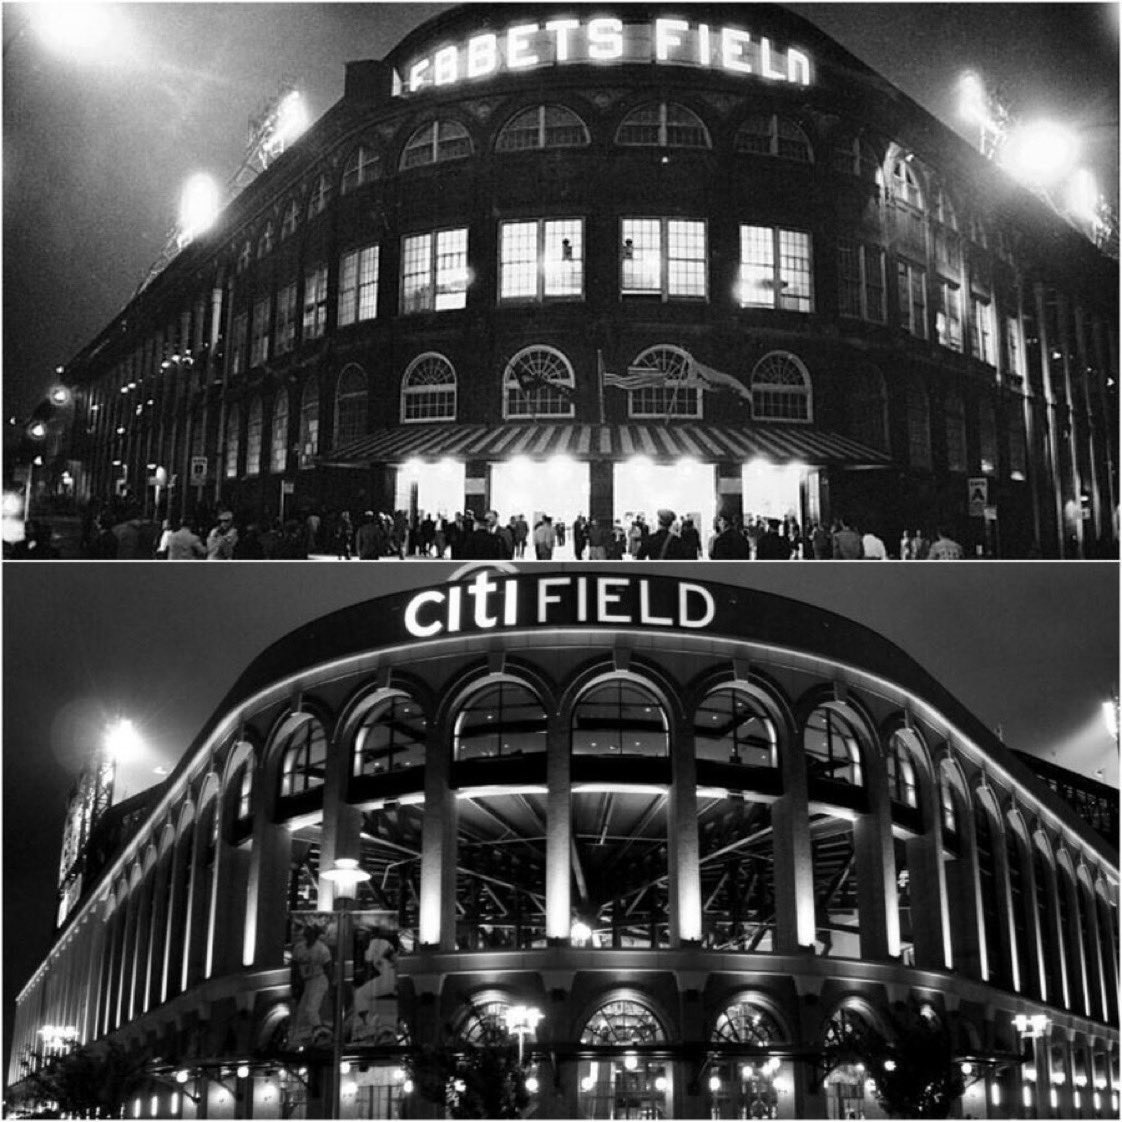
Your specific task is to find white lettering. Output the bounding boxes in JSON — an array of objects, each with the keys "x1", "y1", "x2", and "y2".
[
  {"x1": 788, "y1": 48, "x2": 812, "y2": 86},
  {"x1": 697, "y1": 22, "x2": 711, "y2": 65},
  {"x1": 396, "y1": 18, "x2": 813, "y2": 96},
  {"x1": 545, "y1": 18, "x2": 580, "y2": 61},
  {"x1": 433, "y1": 44, "x2": 458, "y2": 86},
  {"x1": 639, "y1": 580, "x2": 673, "y2": 626},
  {"x1": 577, "y1": 575, "x2": 588, "y2": 621},
  {"x1": 404, "y1": 590, "x2": 444, "y2": 637},
  {"x1": 467, "y1": 572, "x2": 499, "y2": 628},
  {"x1": 448, "y1": 585, "x2": 462, "y2": 633},
  {"x1": 587, "y1": 17, "x2": 624, "y2": 61},
  {"x1": 679, "y1": 583, "x2": 716, "y2": 629},
  {"x1": 538, "y1": 577, "x2": 569, "y2": 621},
  {"x1": 597, "y1": 577, "x2": 631, "y2": 623},
  {"x1": 655, "y1": 18, "x2": 689, "y2": 61},
  {"x1": 503, "y1": 579, "x2": 519, "y2": 626},
  {"x1": 760, "y1": 37, "x2": 786, "y2": 81},
  {"x1": 507, "y1": 23, "x2": 540, "y2": 69},
  {"x1": 408, "y1": 58, "x2": 431, "y2": 93},
  {"x1": 721, "y1": 28, "x2": 752, "y2": 73},
  {"x1": 466, "y1": 33, "x2": 498, "y2": 78}
]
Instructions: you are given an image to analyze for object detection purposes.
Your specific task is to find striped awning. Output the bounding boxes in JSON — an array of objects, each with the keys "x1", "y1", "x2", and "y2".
[{"x1": 320, "y1": 423, "x2": 892, "y2": 469}]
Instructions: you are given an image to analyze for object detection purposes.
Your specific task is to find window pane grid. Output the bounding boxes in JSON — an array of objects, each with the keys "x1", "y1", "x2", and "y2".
[
  {"x1": 402, "y1": 233, "x2": 433, "y2": 313},
  {"x1": 435, "y1": 228, "x2": 468, "y2": 310},
  {"x1": 303, "y1": 266, "x2": 328, "y2": 339},
  {"x1": 504, "y1": 346, "x2": 576, "y2": 418},
  {"x1": 270, "y1": 392, "x2": 288, "y2": 473},
  {"x1": 275, "y1": 284, "x2": 297, "y2": 355},
  {"x1": 245, "y1": 399, "x2": 263, "y2": 477},
  {"x1": 402, "y1": 355, "x2": 456, "y2": 422},
  {"x1": 500, "y1": 222, "x2": 538, "y2": 300},
  {"x1": 778, "y1": 229, "x2": 812, "y2": 310},
  {"x1": 621, "y1": 219, "x2": 662, "y2": 294},
  {"x1": 667, "y1": 220, "x2": 706, "y2": 297}
]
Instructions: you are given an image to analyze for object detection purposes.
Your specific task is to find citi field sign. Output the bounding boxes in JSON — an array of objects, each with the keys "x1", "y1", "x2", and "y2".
[
  {"x1": 393, "y1": 16, "x2": 814, "y2": 96},
  {"x1": 404, "y1": 573, "x2": 717, "y2": 638}
]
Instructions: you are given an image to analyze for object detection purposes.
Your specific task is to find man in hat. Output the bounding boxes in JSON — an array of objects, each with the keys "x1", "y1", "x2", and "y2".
[{"x1": 639, "y1": 509, "x2": 690, "y2": 560}]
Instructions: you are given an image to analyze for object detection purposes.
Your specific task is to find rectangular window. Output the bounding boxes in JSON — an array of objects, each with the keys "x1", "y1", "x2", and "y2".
[
  {"x1": 401, "y1": 228, "x2": 468, "y2": 314},
  {"x1": 303, "y1": 265, "x2": 328, "y2": 339},
  {"x1": 740, "y1": 225, "x2": 813, "y2": 311},
  {"x1": 935, "y1": 280, "x2": 962, "y2": 351},
  {"x1": 338, "y1": 244, "x2": 380, "y2": 326},
  {"x1": 837, "y1": 239, "x2": 885, "y2": 322},
  {"x1": 621, "y1": 217, "x2": 707, "y2": 299},
  {"x1": 1004, "y1": 315, "x2": 1023, "y2": 380},
  {"x1": 275, "y1": 283, "x2": 297, "y2": 356},
  {"x1": 499, "y1": 219, "x2": 584, "y2": 302},
  {"x1": 897, "y1": 261, "x2": 928, "y2": 339},
  {"x1": 228, "y1": 312, "x2": 248, "y2": 377},
  {"x1": 250, "y1": 296, "x2": 271, "y2": 368},
  {"x1": 971, "y1": 296, "x2": 995, "y2": 365}
]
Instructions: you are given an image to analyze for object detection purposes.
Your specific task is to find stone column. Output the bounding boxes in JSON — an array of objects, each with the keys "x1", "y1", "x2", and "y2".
[
  {"x1": 1033, "y1": 282, "x2": 1066, "y2": 556},
  {"x1": 772, "y1": 696, "x2": 814, "y2": 951},
  {"x1": 420, "y1": 718, "x2": 456, "y2": 950},
  {"x1": 669, "y1": 714, "x2": 701, "y2": 946},
  {"x1": 855, "y1": 740, "x2": 898, "y2": 961},
  {"x1": 545, "y1": 712, "x2": 572, "y2": 943}
]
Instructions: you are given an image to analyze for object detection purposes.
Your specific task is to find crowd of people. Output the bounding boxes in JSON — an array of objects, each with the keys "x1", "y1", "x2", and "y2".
[{"x1": 18, "y1": 496, "x2": 966, "y2": 561}]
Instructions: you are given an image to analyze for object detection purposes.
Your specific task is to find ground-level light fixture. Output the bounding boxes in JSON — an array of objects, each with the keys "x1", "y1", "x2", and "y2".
[
  {"x1": 504, "y1": 1004, "x2": 543, "y2": 1064},
  {"x1": 1012, "y1": 1013, "x2": 1051, "y2": 1037},
  {"x1": 570, "y1": 920, "x2": 593, "y2": 946},
  {"x1": 236, "y1": 1064, "x2": 249, "y2": 1079},
  {"x1": 524, "y1": 1075, "x2": 539, "y2": 1094},
  {"x1": 654, "y1": 1075, "x2": 669, "y2": 1091},
  {"x1": 623, "y1": 1051, "x2": 639, "y2": 1072},
  {"x1": 708, "y1": 1074, "x2": 721, "y2": 1092}
]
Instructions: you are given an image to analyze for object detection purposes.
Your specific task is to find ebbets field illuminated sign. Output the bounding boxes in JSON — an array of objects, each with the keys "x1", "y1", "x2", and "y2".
[
  {"x1": 404, "y1": 573, "x2": 716, "y2": 638},
  {"x1": 393, "y1": 16, "x2": 813, "y2": 96}
]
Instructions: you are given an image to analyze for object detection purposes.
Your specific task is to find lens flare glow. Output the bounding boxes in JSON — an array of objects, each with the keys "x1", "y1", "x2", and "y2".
[
  {"x1": 1001, "y1": 121, "x2": 1079, "y2": 186},
  {"x1": 178, "y1": 174, "x2": 222, "y2": 246}
]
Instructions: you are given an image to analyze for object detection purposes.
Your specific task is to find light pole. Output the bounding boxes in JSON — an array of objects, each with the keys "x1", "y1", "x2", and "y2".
[
  {"x1": 504, "y1": 1004, "x2": 543, "y2": 1065},
  {"x1": 321, "y1": 858, "x2": 370, "y2": 1120},
  {"x1": 1012, "y1": 1013, "x2": 1050, "y2": 1116}
]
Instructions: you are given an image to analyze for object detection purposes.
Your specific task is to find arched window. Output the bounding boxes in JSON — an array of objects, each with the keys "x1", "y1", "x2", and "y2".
[
  {"x1": 822, "y1": 1006, "x2": 878, "y2": 1118},
  {"x1": 831, "y1": 134, "x2": 880, "y2": 181},
  {"x1": 270, "y1": 389, "x2": 289, "y2": 473},
  {"x1": 454, "y1": 681, "x2": 547, "y2": 760},
  {"x1": 278, "y1": 715, "x2": 328, "y2": 798},
  {"x1": 751, "y1": 352, "x2": 812, "y2": 422},
  {"x1": 341, "y1": 144, "x2": 381, "y2": 194},
  {"x1": 709, "y1": 999, "x2": 788, "y2": 1114},
  {"x1": 617, "y1": 101, "x2": 711, "y2": 148},
  {"x1": 890, "y1": 157, "x2": 924, "y2": 209},
  {"x1": 934, "y1": 187, "x2": 958, "y2": 230},
  {"x1": 886, "y1": 730, "x2": 919, "y2": 808},
  {"x1": 845, "y1": 365, "x2": 888, "y2": 452},
  {"x1": 333, "y1": 365, "x2": 367, "y2": 448},
  {"x1": 974, "y1": 800, "x2": 1012, "y2": 990},
  {"x1": 944, "y1": 390, "x2": 967, "y2": 473},
  {"x1": 401, "y1": 353, "x2": 456, "y2": 423},
  {"x1": 257, "y1": 221, "x2": 274, "y2": 258},
  {"x1": 245, "y1": 396, "x2": 263, "y2": 477},
  {"x1": 693, "y1": 687, "x2": 777, "y2": 767},
  {"x1": 1006, "y1": 827, "x2": 1036, "y2": 996},
  {"x1": 503, "y1": 346, "x2": 576, "y2": 419},
  {"x1": 626, "y1": 344, "x2": 700, "y2": 419},
  {"x1": 735, "y1": 115, "x2": 813, "y2": 161},
  {"x1": 299, "y1": 378, "x2": 319, "y2": 467},
  {"x1": 455, "y1": 999, "x2": 517, "y2": 1046},
  {"x1": 235, "y1": 763, "x2": 253, "y2": 821},
  {"x1": 940, "y1": 775, "x2": 960, "y2": 841},
  {"x1": 572, "y1": 679, "x2": 668, "y2": 757},
  {"x1": 803, "y1": 705, "x2": 863, "y2": 786},
  {"x1": 496, "y1": 104, "x2": 590, "y2": 151},
  {"x1": 307, "y1": 173, "x2": 331, "y2": 219},
  {"x1": 353, "y1": 694, "x2": 426, "y2": 776},
  {"x1": 224, "y1": 404, "x2": 240, "y2": 479},
  {"x1": 281, "y1": 198, "x2": 299, "y2": 240},
  {"x1": 401, "y1": 120, "x2": 472, "y2": 169},
  {"x1": 906, "y1": 377, "x2": 932, "y2": 470},
  {"x1": 578, "y1": 999, "x2": 669, "y2": 1120}
]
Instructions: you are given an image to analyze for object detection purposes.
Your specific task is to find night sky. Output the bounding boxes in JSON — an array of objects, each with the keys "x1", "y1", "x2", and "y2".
[
  {"x1": 2, "y1": 561, "x2": 1119, "y2": 1071},
  {"x1": 3, "y1": 2, "x2": 1118, "y2": 419}
]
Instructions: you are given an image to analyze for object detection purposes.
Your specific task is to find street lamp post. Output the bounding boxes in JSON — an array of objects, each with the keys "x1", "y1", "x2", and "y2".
[
  {"x1": 321, "y1": 858, "x2": 370, "y2": 1121},
  {"x1": 504, "y1": 1004, "x2": 543, "y2": 1066},
  {"x1": 1012, "y1": 1013, "x2": 1051, "y2": 1116}
]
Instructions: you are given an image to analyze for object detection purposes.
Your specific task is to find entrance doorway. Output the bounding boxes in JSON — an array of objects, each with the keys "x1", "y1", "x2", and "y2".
[
  {"x1": 394, "y1": 458, "x2": 466, "y2": 518},
  {"x1": 490, "y1": 456, "x2": 590, "y2": 556},
  {"x1": 614, "y1": 458, "x2": 716, "y2": 543},
  {"x1": 742, "y1": 462, "x2": 806, "y2": 524}
]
